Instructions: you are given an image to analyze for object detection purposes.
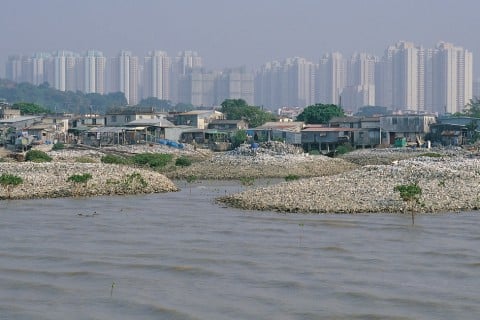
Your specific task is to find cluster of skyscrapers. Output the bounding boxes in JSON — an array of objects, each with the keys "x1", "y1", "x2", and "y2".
[{"x1": 4, "y1": 41, "x2": 474, "y2": 114}]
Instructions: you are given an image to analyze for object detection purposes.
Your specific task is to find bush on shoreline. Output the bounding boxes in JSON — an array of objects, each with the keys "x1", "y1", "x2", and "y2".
[
  {"x1": 131, "y1": 153, "x2": 173, "y2": 169},
  {"x1": 51, "y1": 143, "x2": 65, "y2": 151},
  {"x1": 0, "y1": 173, "x2": 23, "y2": 198},
  {"x1": 175, "y1": 156, "x2": 192, "y2": 167},
  {"x1": 285, "y1": 174, "x2": 300, "y2": 181},
  {"x1": 101, "y1": 154, "x2": 129, "y2": 165},
  {"x1": 25, "y1": 150, "x2": 52, "y2": 162}
]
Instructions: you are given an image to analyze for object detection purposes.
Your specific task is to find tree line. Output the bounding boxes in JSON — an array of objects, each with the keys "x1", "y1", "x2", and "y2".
[
  {"x1": 0, "y1": 79, "x2": 194, "y2": 114},
  {"x1": 0, "y1": 78, "x2": 350, "y2": 128}
]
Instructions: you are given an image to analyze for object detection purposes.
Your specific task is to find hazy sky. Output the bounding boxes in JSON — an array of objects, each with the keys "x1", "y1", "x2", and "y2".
[{"x1": 1, "y1": 0, "x2": 479, "y2": 75}]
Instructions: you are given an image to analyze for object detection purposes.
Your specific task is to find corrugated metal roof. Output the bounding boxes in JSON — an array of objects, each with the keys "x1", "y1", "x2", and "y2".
[
  {"x1": 209, "y1": 119, "x2": 244, "y2": 124},
  {"x1": 301, "y1": 127, "x2": 357, "y2": 132},
  {"x1": 179, "y1": 110, "x2": 221, "y2": 115},
  {"x1": 26, "y1": 124, "x2": 54, "y2": 130},
  {"x1": 253, "y1": 121, "x2": 304, "y2": 130},
  {"x1": 87, "y1": 127, "x2": 130, "y2": 133},
  {"x1": 329, "y1": 116, "x2": 362, "y2": 122},
  {"x1": 0, "y1": 116, "x2": 41, "y2": 123},
  {"x1": 126, "y1": 118, "x2": 174, "y2": 127}
]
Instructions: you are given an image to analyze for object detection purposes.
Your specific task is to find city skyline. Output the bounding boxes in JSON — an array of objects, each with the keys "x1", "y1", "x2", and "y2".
[
  {"x1": 1, "y1": 0, "x2": 480, "y2": 75},
  {"x1": 3, "y1": 41, "x2": 475, "y2": 73},
  {"x1": 4, "y1": 41, "x2": 474, "y2": 115}
]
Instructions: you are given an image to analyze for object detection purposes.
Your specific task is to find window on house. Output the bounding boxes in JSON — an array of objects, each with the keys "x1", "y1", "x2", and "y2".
[{"x1": 112, "y1": 115, "x2": 117, "y2": 122}]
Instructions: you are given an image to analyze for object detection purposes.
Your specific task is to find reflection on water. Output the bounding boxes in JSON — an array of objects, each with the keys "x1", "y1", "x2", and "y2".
[{"x1": 0, "y1": 180, "x2": 479, "y2": 320}]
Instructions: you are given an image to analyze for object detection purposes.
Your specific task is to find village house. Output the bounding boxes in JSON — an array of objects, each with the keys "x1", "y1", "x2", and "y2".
[
  {"x1": 277, "y1": 106, "x2": 303, "y2": 120},
  {"x1": 356, "y1": 117, "x2": 385, "y2": 148},
  {"x1": 125, "y1": 118, "x2": 175, "y2": 143},
  {"x1": 329, "y1": 116, "x2": 387, "y2": 148},
  {"x1": 104, "y1": 106, "x2": 164, "y2": 126},
  {"x1": 429, "y1": 116, "x2": 480, "y2": 146},
  {"x1": 179, "y1": 128, "x2": 229, "y2": 145},
  {"x1": 82, "y1": 126, "x2": 129, "y2": 147},
  {"x1": 208, "y1": 119, "x2": 248, "y2": 131},
  {"x1": 175, "y1": 110, "x2": 224, "y2": 129},
  {"x1": 0, "y1": 102, "x2": 21, "y2": 120},
  {"x1": 301, "y1": 124, "x2": 356, "y2": 153},
  {"x1": 380, "y1": 114, "x2": 436, "y2": 146},
  {"x1": 0, "y1": 116, "x2": 42, "y2": 149},
  {"x1": 68, "y1": 114, "x2": 106, "y2": 144},
  {"x1": 248, "y1": 121, "x2": 304, "y2": 145},
  {"x1": 326, "y1": 114, "x2": 437, "y2": 149},
  {"x1": 73, "y1": 107, "x2": 169, "y2": 146},
  {"x1": 70, "y1": 114, "x2": 106, "y2": 128}
]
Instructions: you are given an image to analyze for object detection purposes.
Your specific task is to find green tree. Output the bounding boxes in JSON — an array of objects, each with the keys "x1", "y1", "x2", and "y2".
[
  {"x1": 296, "y1": 104, "x2": 345, "y2": 124},
  {"x1": 0, "y1": 174, "x2": 23, "y2": 199},
  {"x1": 466, "y1": 120, "x2": 480, "y2": 143},
  {"x1": 185, "y1": 174, "x2": 197, "y2": 194},
  {"x1": 231, "y1": 130, "x2": 248, "y2": 148},
  {"x1": 394, "y1": 183, "x2": 422, "y2": 225},
  {"x1": 173, "y1": 102, "x2": 194, "y2": 112},
  {"x1": 12, "y1": 102, "x2": 51, "y2": 115},
  {"x1": 463, "y1": 98, "x2": 480, "y2": 118},
  {"x1": 220, "y1": 99, "x2": 276, "y2": 128},
  {"x1": 0, "y1": 80, "x2": 127, "y2": 115},
  {"x1": 138, "y1": 97, "x2": 173, "y2": 110}
]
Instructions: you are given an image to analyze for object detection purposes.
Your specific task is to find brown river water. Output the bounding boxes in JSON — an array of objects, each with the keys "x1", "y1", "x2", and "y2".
[{"x1": 1, "y1": 180, "x2": 480, "y2": 319}]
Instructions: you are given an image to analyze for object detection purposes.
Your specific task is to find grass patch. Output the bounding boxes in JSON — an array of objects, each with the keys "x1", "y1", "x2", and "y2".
[
  {"x1": 75, "y1": 156, "x2": 97, "y2": 163},
  {"x1": 186, "y1": 175, "x2": 197, "y2": 183},
  {"x1": 175, "y1": 156, "x2": 192, "y2": 167},
  {"x1": 131, "y1": 153, "x2": 173, "y2": 169},
  {"x1": 51, "y1": 142, "x2": 65, "y2": 151},
  {"x1": 67, "y1": 173, "x2": 92, "y2": 184},
  {"x1": 0, "y1": 173, "x2": 23, "y2": 198},
  {"x1": 285, "y1": 174, "x2": 300, "y2": 182},
  {"x1": 123, "y1": 172, "x2": 147, "y2": 188},
  {"x1": 336, "y1": 143, "x2": 353, "y2": 155},
  {"x1": 101, "y1": 154, "x2": 129, "y2": 165},
  {"x1": 240, "y1": 177, "x2": 255, "y2": 187}
]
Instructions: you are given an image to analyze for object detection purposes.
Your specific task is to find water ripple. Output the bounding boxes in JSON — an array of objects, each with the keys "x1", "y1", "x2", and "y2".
[{"x1": 1, "y1": 184, "x2": 480, "y2": 319}]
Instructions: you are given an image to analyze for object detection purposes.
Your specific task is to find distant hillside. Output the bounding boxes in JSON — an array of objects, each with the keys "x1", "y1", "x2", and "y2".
[{"x1": 0, "y1": 79, "x2": 127, "y2": 114}]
